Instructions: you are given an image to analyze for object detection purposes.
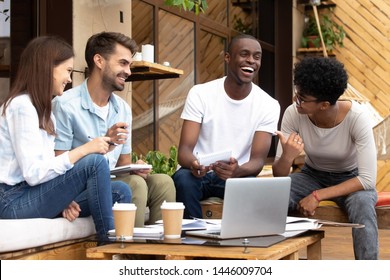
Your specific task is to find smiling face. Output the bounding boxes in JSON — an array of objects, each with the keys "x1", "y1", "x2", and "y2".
[
  {"x1": 53, "y1": 57, "x2": 73, "y2": 96},
  {"x1": 225, "y1": 38, "x2": 262, "y2": 85},
  {"x1": 101, "y1": 43, "x2": 133, "y2": 92}
]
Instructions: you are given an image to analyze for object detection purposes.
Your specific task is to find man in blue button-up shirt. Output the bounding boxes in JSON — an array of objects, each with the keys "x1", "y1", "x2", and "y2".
[{"x1": 53, "y1": 32, "x2": 175, "y2": 227}]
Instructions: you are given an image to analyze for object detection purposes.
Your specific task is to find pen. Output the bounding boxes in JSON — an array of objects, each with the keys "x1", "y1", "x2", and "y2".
[
  {"x1": 196, "y1": 152, "x2": 200, "y2": 175},
  {"x1": 88, "y1": 136, "x2": 117, "y2": 146}
]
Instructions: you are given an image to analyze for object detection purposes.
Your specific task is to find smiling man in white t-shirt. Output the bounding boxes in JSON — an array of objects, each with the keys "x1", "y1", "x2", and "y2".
[{"x1": 173, "y1": 34, "x2": 280, "y2": 219}]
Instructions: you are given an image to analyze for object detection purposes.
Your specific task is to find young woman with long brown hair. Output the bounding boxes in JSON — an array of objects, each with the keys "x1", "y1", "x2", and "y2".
[{"x1": 0, "y1": 36, "x2": 131, "y2": 243}]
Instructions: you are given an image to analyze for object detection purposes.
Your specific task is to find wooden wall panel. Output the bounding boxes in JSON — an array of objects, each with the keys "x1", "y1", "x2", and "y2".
[
  {"x1": 331, "y1": 0, "x2": 390, "y2": 118},
  {"x1": 329, "y1": 0, "x2": 390, "y2": 192}
]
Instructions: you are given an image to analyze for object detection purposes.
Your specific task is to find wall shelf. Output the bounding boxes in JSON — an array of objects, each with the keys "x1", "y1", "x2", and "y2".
[
  {"x1": 297, "y1": 0, "x2": 336, "y2": 11},
  {"x1": 127, "y1": 61, "x2": 184, "y2": 82},
  {"x1": 297, "y1": 47, "x2": 336, "y2": 58}
]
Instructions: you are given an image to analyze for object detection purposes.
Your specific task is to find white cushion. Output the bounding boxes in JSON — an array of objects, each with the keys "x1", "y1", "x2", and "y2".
[{"x1": 0, "y1": 216, "x2": 95, "y2": 253}]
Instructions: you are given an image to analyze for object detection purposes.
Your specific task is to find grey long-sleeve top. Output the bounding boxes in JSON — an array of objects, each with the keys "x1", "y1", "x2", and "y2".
[{"x1": 275, "y1": 101, "x2": 377, "y2": 190}]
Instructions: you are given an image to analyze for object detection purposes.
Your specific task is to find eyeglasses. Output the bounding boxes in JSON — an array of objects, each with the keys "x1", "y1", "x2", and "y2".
[{"x1": 294, "y1": 87, "x2": 318, "y2": 107}]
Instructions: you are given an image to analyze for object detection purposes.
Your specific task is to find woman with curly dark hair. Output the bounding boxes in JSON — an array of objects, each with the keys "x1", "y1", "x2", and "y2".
[{"x1": 273, "y1": 57, "x2": 378, "y2": 259}]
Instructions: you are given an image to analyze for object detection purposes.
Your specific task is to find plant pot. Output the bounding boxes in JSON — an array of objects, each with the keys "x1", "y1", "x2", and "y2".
[{"x1": 307, "y1": 35, "x2": 320, "y2": 48}]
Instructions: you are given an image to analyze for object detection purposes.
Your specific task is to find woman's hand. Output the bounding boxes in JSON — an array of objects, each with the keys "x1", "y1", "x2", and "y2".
[
  {"x1": 85, "y1": 136, "x2": 111, "y2": 154},
  {"x1": 62, "y1": 201, "x2": 81, "y2": 222},
  {"x1": 298, "y1": 194, "x2": 318, "y2": 217},
  {"x1": 274, "y1": 131, "x2": 304, "y2": 162}
]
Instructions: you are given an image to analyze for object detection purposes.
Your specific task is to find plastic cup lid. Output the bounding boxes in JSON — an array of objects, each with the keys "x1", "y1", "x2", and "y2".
[
  {"x1": 112, "y1": 203, "x2": 137, "y2": 211},
  {"x1": 160, "y1": 201, "x2": 185, "y2": 210}
]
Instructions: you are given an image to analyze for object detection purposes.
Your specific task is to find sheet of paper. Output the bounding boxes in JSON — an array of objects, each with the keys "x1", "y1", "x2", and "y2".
[
  {"x1": 110, "y1": 164, "x2": 152, "y2": 175},
  {"x1": 108, "y1": 227, "x2": 163, "y2": 239},
  {"x1": 197, "y1": 150, "x2": 232, "y2": 166},
  {"x1": 152, "y1": 219, "x2": 221, "y2": 231},
  {"x1": 285, "y1": 216, "x2": 322, "y2": 231}
]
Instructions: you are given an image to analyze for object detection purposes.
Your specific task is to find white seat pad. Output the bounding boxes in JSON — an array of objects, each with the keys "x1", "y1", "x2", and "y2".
[{"x1": 0, "y1": 216, "x2": 95, "y2": 253}]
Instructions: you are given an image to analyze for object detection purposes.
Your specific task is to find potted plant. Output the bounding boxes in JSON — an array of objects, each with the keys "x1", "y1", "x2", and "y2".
[
  {"x1": 301, "y1": 12, "x2": 347, "y2": 51},
  {"x1": 132, "y1": 145, "x2": 178, "y2": 177},
  {"x1": 164, "y1": 0, "x2": 208, "y2": 15}
]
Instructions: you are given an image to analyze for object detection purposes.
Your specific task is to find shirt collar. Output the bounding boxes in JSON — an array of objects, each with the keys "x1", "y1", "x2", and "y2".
[{"x1": 80, "y1": 79, "x2": 120, "y2": 114}]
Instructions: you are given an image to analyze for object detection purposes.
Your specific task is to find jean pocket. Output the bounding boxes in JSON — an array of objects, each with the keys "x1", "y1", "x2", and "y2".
[{"x1": 0, "y1": 182, "x2": 28, "y2": 204}]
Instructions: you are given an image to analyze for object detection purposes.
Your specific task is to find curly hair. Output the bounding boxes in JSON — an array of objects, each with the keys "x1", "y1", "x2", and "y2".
[{"x1": 293, "y1": 57, "x2": 348, "y2": 105}]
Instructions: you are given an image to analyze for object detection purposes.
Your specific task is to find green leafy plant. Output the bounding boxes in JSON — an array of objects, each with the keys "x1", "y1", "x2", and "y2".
[
  {"x1": 301, "y1": 13, "x2": 346, "y2": 51},
  {"x1": 164, "y1": 0, "x2": 208, "y2": 15},
  {"x1": 132, "y1": 145, "x2": 178, "y2": 177},
  {"x1": 233, "y1": 15, "x2": 252, "y2": 35}
]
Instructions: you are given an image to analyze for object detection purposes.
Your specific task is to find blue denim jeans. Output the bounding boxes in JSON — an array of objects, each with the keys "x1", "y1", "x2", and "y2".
[
  {"x1": 0, "y1": 154, "x2": 131, "y2": 242},
  {"x1": 173, "y1": 168, "x2": 226, "y2": 219},
  {"x1": 289, "y1": 164, "x2": 378, "y2": 260}
]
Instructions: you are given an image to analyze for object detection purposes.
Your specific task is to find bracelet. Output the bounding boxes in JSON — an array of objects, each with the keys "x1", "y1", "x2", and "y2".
[{"x1": 312, "y1": 190, "x2": 321, "y2": 202}]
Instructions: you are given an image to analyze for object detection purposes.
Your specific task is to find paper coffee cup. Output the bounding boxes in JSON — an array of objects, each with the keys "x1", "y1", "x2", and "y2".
[
  {"x1": 112, "y1": 203, "x2": 137, "y2": 240},
  {"x1": 142, "y1": 44, "x2": 154, "y2": 63},
  {"x1": 161, "y1": 202, "x2": 185, "y2": 239}
]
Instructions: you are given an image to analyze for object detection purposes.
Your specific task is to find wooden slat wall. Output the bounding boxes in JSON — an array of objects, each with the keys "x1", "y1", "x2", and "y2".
[
  {"x1": 332, "y1": 0, "x2": 390, "y2": 118},
  {"x1": 131, "y1": 0, "x2": 233, "y2": 155},
  {"x1": 330, "y1": 0, "x2": 390, "y2": 191}
]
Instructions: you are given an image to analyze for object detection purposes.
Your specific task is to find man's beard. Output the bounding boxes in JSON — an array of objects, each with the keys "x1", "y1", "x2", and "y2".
[{"x1": 102, "y1": 68, "x2": 126, "y2": 92}]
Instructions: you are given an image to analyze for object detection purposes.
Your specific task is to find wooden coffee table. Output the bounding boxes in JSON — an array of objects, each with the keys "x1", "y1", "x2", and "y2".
[{"x1": 86, "y1": 230, "x2": 324, "y2": 260}]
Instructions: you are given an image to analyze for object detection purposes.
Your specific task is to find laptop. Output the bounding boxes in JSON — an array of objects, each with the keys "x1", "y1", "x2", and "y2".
[{"x1": 186, "y1": 177, "x2": 291, "y2": 240}]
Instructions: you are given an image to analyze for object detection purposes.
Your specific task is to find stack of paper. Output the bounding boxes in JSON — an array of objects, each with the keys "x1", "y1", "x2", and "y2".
[
  {"x1": 152, "y1": 219, "x2": 212, "y2": 231},
  {"x1": 286, "y1": 216, "x2": 365, "y2": 230},
  {"x1": 133, "y1": 227, "x2": 163, "y2": 239},
  {"x1": 285, "y1": 216, "x2": 322, "y2": 231},
  {"x1": 110, "y1": 164, "x2": 152, "y2": 175},
  {"x1": 108, "y1": 227, "x2": 163, "y2": 240}
]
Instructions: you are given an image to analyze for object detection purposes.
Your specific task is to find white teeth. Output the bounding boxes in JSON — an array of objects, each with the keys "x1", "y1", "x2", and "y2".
[{"x1": 241, "y1": 67, "x2": 254, "y2": 73}]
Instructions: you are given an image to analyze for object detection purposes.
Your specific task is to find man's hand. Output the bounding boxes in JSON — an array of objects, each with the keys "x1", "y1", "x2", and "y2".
[
  {"x1": 211, "y1": 157, "x2": 238, "y2": 181},
  {"x1": 132, "y1": 159, "x2": 152, "y2": 179},
  {"x1": 106, "y1": 122, "x2": 129, "y2": 145},
  {"x1": 190, "y1": 159, "x2": 209, "y2": 178}
]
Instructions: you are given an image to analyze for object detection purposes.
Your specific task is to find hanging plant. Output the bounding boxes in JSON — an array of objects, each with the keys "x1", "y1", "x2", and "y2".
[{"x1": 164, "y1": 0, "x2": 208, "y2": 15}]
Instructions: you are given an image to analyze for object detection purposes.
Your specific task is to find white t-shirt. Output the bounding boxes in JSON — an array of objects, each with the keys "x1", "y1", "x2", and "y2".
[
  {"x1": 275, "y1": 101, "x2": 377, "y2": 190},
  {"x1": 181, "y1": 77, "x2": 280, "y2": 165}
]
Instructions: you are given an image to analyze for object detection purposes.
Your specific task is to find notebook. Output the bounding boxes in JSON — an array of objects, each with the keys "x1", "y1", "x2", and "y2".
[{"x1": 186, "y1": 177, "x2": 291, "y2": 240}]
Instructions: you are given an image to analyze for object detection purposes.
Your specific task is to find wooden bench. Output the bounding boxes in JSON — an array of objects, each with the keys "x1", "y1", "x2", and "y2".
[
  {"x1": 0, "y1": 217, "x2": 97, "y2": 260},
  {"x1": 311, "y1": 192, "x2": 390, "y2": 229},
  {"x1": 0, "y1": 237, "x2": 97, "y2": 260}
]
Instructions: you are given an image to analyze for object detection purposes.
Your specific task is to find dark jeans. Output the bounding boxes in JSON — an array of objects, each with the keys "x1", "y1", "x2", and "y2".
[
  {"x1": 173, "y1": 168, "x2": 226, "y2": 219},
  {"x1": 289, "y1": 164, "x2": 378, "y2": 260},
  {"x1": 0, "y1": 154, "x2": 131, "y2": 242}
]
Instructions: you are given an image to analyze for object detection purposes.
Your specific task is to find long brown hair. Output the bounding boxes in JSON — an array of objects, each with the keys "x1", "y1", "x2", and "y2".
[{"x1": 1, "y1": 36, "x2": 74, "y2": 135}]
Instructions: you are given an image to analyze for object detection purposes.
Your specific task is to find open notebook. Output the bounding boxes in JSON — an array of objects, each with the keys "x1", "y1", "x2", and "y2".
[{"x1": 186, "y1": 177, "x2": 291, "y2": 240}]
